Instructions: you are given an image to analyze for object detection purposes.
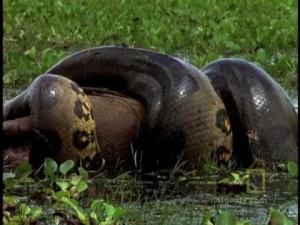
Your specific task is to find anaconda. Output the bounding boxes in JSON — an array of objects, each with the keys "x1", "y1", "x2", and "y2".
[
  {"x1": 201, "y1": 58, "x2": 298, "y2": 167},
  {"x1": 4, "y1": 92, "x2": 145, "y2": 174},
  {"x1": 4, "y1": 74, "x2": 100, "y2": 168},
  {"x1": 4, "y1": 46, "x2": 233, "y2": 171}
]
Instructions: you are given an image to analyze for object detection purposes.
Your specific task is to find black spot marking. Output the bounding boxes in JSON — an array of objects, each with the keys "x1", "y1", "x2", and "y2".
[
  {"x1": 216, "y1": 109, "x2": 231, "y2": 135},
  {"x1": 74, "y1": 99, "x2": 84, "y2": 118},
  {"x1": 73, "y1": 130, "x2": 90, "y2": 150},
  {"x1": 71, "y1": 82, "x2": 84, "y2": 95},
  {"x1": 74, "y1": 99, "x2": 91, "y2": 121}
]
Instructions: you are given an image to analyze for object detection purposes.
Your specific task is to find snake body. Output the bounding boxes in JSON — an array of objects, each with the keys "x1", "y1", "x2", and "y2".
[
  {"x1": 44, "y1": 46, "x2": 232, "y2": 170},
  {"x1": 4, "y1": 47, "x2": 296, "y2": 171},
  {"x1": 201, "y1": 58, "x2": 298, "y2": 167},
  {"x1": 4, "y1": 74, "x2": 100, "y2": 168}
]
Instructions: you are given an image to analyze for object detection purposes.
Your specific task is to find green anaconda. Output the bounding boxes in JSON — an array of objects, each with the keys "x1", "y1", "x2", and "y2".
[
  {"x1": 3, "y1": 74, "x2": 100, "y2": 168},
  {"x1": 3, "y1": 46, "x2": 232, "y2": 171},
  {"x1": 3, "y1": 47, "x2": 297, "y2": 171},
  {"x1": 201, "y1": 58, "x2": 298, "y2": 167}
]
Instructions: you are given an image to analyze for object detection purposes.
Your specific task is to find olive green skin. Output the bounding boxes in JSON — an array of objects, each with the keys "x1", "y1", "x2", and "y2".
[
  {"x1": 3, "y1": 74, "x2": 100, "y2": 168},
  {"x1": 44, "y1": 46, "x2": 233, "y2": 171},
  {"x1": 201, "y1": 58, "x2": 298, "y2": 167}
]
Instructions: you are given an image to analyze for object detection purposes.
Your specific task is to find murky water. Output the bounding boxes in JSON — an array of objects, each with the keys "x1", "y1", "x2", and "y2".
[{"x1": 107, "y1": 176, "x2": 298, "y2": 224}]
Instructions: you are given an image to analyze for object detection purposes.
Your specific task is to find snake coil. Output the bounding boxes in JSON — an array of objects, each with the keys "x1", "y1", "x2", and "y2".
[{"x1": 3, "y1": 47, "x2": 297, "y2": 171}]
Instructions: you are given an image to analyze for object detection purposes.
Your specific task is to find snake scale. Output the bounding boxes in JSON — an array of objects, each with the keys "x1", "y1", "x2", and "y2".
[
  {"x1": 3, "y1": 46, "x2": 297, "y2": 171},
  {"x1": 4, "y1": 74, "x2": 100, "y2": 168},
  {"x1": 201, "y1": 58, "x2": 298, "y2": 167}
]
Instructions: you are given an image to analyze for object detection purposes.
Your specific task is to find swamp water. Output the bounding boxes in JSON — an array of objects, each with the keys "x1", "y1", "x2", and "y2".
[{"x1": 86, "y1": 173, "x2": 298, "y2": 224}]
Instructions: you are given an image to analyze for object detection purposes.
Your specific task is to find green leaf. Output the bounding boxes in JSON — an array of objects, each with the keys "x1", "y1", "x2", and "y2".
[
  {"x1": 3, "y1": 177, "x2": 19, "y2": 191},
  {"x1": 59, "y1": 160, "x2": 75, "y2": 176},
  {"x1": 70, "y1": 175, "x2": 81, "y2": 186},
  {"x1": 56, "y1": 181, "x2": 69, "y2": 191},
  {"x1": 24, "y1": 46, "x2": 37, "y2": 60},
  {"x1": 42, "y1": 48, "x2": 56, "y2": 63},
  {"x1": 203, "y1": 163, "x2": 215, "y2": 174},
  {"x1": 15, "y1": 162, "x2": 32, "y2": 178},
  {"x1": 256, "y1": 48, "x2": 267, "y2": 62},
  {"x1": 90, "y1": 211, "x2": 99, "y2": 223},
  {"x1": 287, "y1": 161, "x2": 298, "y2": 177},
  {"x1": 54, "y1": 190, "x2": 70, "y2": 199},
  {"x1": 104, "y1": 203, "x2": 116, "y2": 219},
  {"x1": 78, "y1": 167, "x2": 89, "y2": 181},
  {"x1": 42, "y1": 48, "x2": 67, "y2": 68},
  {"x1": 43, "y1": 158, "x2": 58, "y2": 181},
  {"x1": 54, "y1": 216, "x2": 61, "y2": 225},
  {"x1": 20, "y1": 203, "x2": 31, "y2": 216},
  {"x1": 113, "y1": 207, "x2": 126, "y2": 217},
  {"x1": 237, "y1": 221, "x2": 252, "y2": 225},
  {"x1": 4, "y1": 196, "x2": 20, "y2": 207},
  {"x1": 202, "y1": 209, "x2": 212, "y2": 220},
  {"x1": 75, "y1": 181, "x2": 88, "y2": 193},
  {"x1": 231, "y1": 173, "x2": 240, "y2": 182},
  {"x1": 90, "y1": 199, "x2": 103, "y2": 223},
  {"x1": 268, "y1": 209, "x2": 293, "y2": 225},
  {"x1": 43, "y1": 158, "x2": 58, "y2": 174},
  {"x1": 216, "y1": 211, "x2": 236, "y2": 225},
  {"x1": 30, "y1": 207, "x2": 43, "y2": 220},
  {"x1": 61, "y1": 197, "x2": 88, "y2": 224},
  {"x1": 91, "y1": 199, "x2": 102, "y2": 212},
  {"x1": 287, "y1": 180, "x2": 297, "y2": 193},
  {"x1": 218, "y1": 178, "x2": 230, "y2": 184}
]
